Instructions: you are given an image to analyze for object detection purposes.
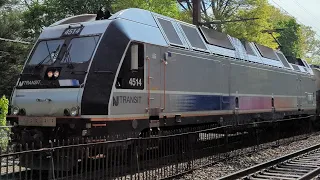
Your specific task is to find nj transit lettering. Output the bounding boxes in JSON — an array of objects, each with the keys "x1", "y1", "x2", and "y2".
[{"x1": 113, "y1": 96, "x2": 142, "y2": 106}]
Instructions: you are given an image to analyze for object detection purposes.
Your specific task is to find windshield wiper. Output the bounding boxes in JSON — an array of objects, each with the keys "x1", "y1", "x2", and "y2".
[
  {"x1": 35, "y1": 44, "x2": 61, "y2": 68},
  {"x1": 62, "y1": 44, "x2": 74, "y2": 69},
  {"x1": 65, "y1": 70, "x2": 88, "y2": 75}
]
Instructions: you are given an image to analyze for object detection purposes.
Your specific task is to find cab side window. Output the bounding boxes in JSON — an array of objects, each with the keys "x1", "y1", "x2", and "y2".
[{"x1": 116, "y1": 43, "x2": 144, "y2": 90}]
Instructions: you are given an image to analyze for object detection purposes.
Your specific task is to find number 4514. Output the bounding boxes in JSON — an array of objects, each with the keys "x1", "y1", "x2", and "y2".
[{"x1": 129, "y1": 78, "x2": 142, "y2": 86}]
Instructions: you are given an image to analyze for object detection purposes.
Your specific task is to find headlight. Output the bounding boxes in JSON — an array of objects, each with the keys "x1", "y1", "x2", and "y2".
[
  {"x1": 54, "y1": 70, "x2": 59, "y2": 78},
  {"x1": 64, "y1": 108, "x2": 70, "y2": 116},
  {"x1": 70, "y1": 107, "x2": 78, "y2": 116},
  {"x1": 19, "y1": 108, "x2": 26, "y2": 116},
  {"x1": 12, "y1": 107, "x2": 19, "y2": 115},
  {"x1": 47, "y1": 71, "x2": 53, "y2": 78}
]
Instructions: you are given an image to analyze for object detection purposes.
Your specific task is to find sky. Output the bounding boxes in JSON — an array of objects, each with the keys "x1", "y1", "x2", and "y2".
[{"x1": 267, "y1": 0, "x2": 320, "y2": 39}]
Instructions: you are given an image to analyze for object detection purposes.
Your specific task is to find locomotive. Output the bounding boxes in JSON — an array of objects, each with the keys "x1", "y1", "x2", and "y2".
[{"x1": 6, "y1": 8, "x2": 319, "y2": 146}]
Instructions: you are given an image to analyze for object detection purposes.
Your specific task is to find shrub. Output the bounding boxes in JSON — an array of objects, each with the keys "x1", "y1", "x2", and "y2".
[{"x1": 0, "y1": 95, "x2": 9, "y2": 150}]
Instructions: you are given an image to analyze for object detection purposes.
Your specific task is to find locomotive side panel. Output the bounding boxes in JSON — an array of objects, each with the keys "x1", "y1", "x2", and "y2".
[
  {"x1": 161, "y1": 49, "x2": 229, "y2": 114},
  {"x1": 125, "y1": 46, "x2": 309, "y2": 123},
  {"x1": 299, "y1": 75, "x2": 317, "y2": 111},
  {"x1": 163, "y1": 50, "x2": 225, "y2": 93},
  {"x1": 160, "y1": 48, "x2": 302, "y2": 115}
]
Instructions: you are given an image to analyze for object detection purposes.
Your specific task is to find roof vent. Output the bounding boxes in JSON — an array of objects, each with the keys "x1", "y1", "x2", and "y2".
[{"x1": 49, "y1": 14, "x2": 97, "y2": 27}]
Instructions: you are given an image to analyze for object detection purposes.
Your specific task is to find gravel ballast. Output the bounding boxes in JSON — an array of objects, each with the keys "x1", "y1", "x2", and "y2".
[{"x1": 178, "y1": 133, "x2": 320, "y2": 180}]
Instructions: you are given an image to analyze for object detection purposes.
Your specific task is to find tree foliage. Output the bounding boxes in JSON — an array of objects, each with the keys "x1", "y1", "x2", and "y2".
[
  {"x1": 22, "y1": 0, "x2": 189, "y2": 39},
  {"x1": 0, "y1": 0, "x2": 5, "y2": 7},
  {"x1": 0, "y1": 8, "x2": 31, "y2": 97},
  {"x1": 178, "y1": 0, "x2": 258, "y2": 31},
  {"x1": 0, "y1": 95, "x2": 8, "y2": 126},
  {"x1": 276, "y1": 18, "x2": 303, "y2": 58},
  {"x1": 0, "y1": 95, "x2": 9, "y2": 149},
  {"x1": 224, "y1": 0, "x2": 280, "y2": 49},
  {"x1": 113, "y1": 0, "x2": 185, "y2": 19},
  {"x1": 300, "y1": 25, "x2": 320, "y2": 64},
  {"x1": 22, "y1": 0, "x2": 115, "y2": 39}
]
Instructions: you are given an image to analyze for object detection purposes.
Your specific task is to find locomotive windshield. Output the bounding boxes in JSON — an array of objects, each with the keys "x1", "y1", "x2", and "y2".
[
  {"x1": 28, "y1": 39, "x2": 64, "y2": 65},
  {"x1": 27, "y1": 35, "x2": 100, "y2": 66},
  {"x1": 60, "y1": 36, "x2": 100, "y2": 64}
]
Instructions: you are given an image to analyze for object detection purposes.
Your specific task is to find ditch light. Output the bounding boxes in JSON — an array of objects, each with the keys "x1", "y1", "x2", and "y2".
[{"x1": 47, "y1": 70, "x2": 60, "y2": 79}]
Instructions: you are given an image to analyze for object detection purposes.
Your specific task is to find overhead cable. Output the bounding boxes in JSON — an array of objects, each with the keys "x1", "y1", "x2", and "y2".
[{"x1": 0, "y1": 37, "x2": 31, "y2": 45}]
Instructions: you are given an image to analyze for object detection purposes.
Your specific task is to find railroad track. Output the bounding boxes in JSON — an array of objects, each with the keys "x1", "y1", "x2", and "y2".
[{"x1": 218, "y1": 143, "x2": 320, "y2": 180}]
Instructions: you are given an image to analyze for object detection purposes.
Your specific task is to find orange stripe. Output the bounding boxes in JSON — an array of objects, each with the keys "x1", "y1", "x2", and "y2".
[
  {"x1": 92, "y1": 123, "x2": 107, "y2": 127},
  {"x1": 90, "y1": 116, "x2": 148, "y2": 121},
  {"x1": 7, "y1": 115, "x2": 83, "y2": 119}
]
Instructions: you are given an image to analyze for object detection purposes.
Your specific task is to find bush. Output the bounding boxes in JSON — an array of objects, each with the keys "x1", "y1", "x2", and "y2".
[{"x1": 0, "y1": 95, "x2": 9, "y2": 150}]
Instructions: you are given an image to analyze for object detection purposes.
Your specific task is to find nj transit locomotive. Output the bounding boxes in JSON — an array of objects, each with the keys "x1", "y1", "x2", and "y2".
[{"x1": 6, "y1": 8, "x2": 319, "y2": 145}]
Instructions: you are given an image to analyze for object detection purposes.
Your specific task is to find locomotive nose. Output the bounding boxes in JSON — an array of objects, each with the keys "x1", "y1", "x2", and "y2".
[{"x1": 12, "y1": 88, "x2": 81, "y2": 116}]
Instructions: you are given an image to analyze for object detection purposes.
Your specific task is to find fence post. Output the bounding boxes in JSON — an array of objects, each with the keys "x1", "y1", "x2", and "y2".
[
  {"x1": 224, "y1": 126, "x2": 229, "y2": 157},
  {"x1": 253, "y1": 122, "x2": 259, "y2": 151},
  {"x1": 48, "y1": 141, "x2": 55, "y2": 180},
  {"x1": 187, "y1": 133, "x2": 194, "y2": 171}
]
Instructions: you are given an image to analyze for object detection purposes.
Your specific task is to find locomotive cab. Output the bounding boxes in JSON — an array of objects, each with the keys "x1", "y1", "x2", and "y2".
[
  {"x1": 7, "y1": 9, "x2": 158, "y2": 145},
  {"x1": 9, "y1": 20, "x2": 105, "y2": 143}
]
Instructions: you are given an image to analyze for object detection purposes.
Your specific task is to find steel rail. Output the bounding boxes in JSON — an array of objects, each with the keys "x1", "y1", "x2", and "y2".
[{"x1": 217, "y1": 143, "x2": 320, "y2": 180}]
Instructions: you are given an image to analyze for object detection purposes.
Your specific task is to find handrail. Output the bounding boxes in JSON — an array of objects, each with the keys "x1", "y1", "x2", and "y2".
[{"x1": 147, "y1": 57, "x2": 150, "y2": 111}]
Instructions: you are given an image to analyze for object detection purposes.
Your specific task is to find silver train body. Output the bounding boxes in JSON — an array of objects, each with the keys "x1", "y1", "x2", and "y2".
[{"x1": 7, "y1": 8, "x2": 319, "y2": 143}]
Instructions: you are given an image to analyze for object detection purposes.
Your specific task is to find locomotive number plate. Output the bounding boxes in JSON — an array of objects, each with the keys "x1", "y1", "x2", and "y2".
[{"x1": 18, "y1": 117, "x2": 56, "y2": 127}]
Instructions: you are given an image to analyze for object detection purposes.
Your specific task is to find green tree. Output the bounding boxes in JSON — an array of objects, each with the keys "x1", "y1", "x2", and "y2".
[
  {"x1": 0, "y1": 0, "x2": 7, "y2": 7},
  {"x1": 22, "y1": 0, "x2": 115, "y2": 39},
  {"x1": 113, "y1": 0, "x2": 188, "y2": 20},
  {"x1": 21, "y1": 1, "x2": 51, "y2": 40},
  {"x1": 224, "y1": 0, "x2": 280, "y2": 49},
  {"x1": 0, "y1": 9, "x2": 31, "y2": 97},
  {"x1": 300, "y1": 25, "x2": 320, "y2": 64},
  {"x1": 22, "y1": 0, "x2": 188, "y2": 39},
  {"x1": 178, "y1": 0, "x2": 264, "y2": 31},
  {"x1": 276, "y1": 18, "x2": 303, "y2": 58}
]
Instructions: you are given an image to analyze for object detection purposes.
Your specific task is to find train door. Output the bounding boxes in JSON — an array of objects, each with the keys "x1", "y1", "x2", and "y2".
[
  {"x1": 145, "y1": 44, "x2": 165, "y2": 127},
  {"x1": 221, "y1": 62, "x2": 232, "y2": 119},
  {"x1": 297, "y1": 74, "x2": 302, "y2": 110},
  {"x1": 220, "y1": 61, "x2": 232, "y2": 125},
  {"x1": 221, "y1": 61, "x2": 231, "y2": 96}
]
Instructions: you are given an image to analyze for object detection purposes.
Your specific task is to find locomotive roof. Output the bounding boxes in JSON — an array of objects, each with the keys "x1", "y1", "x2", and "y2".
[{"x1": 45, "y1": 8, "x2": 314, "y2": 76}]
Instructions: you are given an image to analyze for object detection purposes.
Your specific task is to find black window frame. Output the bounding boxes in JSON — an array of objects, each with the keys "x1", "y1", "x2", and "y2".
[
  {"x1": 60, "y1": 35, "x2": 101, "y2": 65},
  {"x1": 115, "y1": 42, "x2": 145, "y2": 90},
  {"x1": 254, "y1": 43, "x2": 280, "y2": 61},
  {"x1": 26, "y1": 38, "x2": 66, "y2": 66},
  {"x1": 275, "y1": 51, "x2": 291, "y2": 69},
  {"x1": 198, "y1": 26, "x2": 235, "y2": 50},
  {"x1": 241, "y1": 41, "x2": 257, "y2": 56},
  {"x1": 156, "y1": 17, "x2": 185, "y2": 48},
  {"x1": 178, "y1": 23, "x2": 208, "y2": 52}
]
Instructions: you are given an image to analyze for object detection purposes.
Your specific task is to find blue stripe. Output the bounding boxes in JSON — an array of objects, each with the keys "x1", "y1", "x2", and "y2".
[{"x1": 170, "y1": 94, "x2": 235, "y2": 112}]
